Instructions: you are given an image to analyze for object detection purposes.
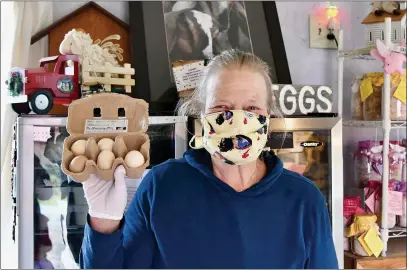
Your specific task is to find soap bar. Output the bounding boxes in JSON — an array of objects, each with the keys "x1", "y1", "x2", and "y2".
[
  {"x1": 97, "y1": 150, "x2": 115, "y2": 170},
  {"x1": 69, "y1": 155, "x2": 87, "y2": 173},
  {"x1": 71, "y1": 140, "x2": 87, "y2": 156},
  {"x1": 125, "y1": 150, "x2": 145, "y2": 168}
]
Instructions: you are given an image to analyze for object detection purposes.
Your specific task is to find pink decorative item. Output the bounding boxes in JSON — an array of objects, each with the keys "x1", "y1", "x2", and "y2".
[{"x1": 370, "y1": 39, "x2": 406, "y2": 75}]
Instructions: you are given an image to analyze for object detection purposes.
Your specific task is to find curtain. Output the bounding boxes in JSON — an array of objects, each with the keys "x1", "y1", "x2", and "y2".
[{"x1": 1, "y1": 2, "x2": 53, "y2": 268}]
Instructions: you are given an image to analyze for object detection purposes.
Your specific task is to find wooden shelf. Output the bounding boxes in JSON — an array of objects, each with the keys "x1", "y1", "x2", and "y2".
[{"x1": 345, "y1": 238, "x2": 406, "y2": 269}]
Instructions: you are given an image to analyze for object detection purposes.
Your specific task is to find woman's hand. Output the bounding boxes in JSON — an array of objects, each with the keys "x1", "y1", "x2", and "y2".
[{"x1": 83, "y1": 165, "x2": 127, "y2": 234}]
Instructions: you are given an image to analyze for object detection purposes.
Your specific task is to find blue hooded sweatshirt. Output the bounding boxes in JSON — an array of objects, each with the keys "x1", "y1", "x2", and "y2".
[{"x1": 80, "y1": 149, "x2": 338, "y2": 269}]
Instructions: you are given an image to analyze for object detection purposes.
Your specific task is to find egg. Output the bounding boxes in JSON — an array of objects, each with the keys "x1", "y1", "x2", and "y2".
[
  {"x1": 71, "y1": 139, "x2": 87, "y2": 156},
  {"x1": 97, "y1": 150, "x2": 115, "y2": 170},
  {"x1": 69, "y1": 155, "x2": 88, "y2": 173},
  {"x1": 98, "y1": 138, "x2": 115, "y2": 151},
  {"x1": 124, "y1": 150, "x2": 145, "y2": 168}
]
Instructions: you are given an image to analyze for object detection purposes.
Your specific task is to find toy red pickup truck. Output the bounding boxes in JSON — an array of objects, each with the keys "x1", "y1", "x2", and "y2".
[{"x1": 5, "y1": 54, "x2": 81, "y2": 114}]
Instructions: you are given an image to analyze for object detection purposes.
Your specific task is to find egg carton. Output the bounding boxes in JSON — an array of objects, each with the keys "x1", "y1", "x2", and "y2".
[{"x1": 61, "y1": 93, "x2": 150, "y2": 182}]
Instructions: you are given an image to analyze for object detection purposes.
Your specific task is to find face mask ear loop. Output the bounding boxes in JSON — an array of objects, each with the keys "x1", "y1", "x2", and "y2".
[{"x1": 189, "y1": 135, "x2": 201, "y2": 149}]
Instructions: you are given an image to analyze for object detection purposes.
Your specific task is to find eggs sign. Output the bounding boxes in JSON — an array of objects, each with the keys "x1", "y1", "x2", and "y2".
[{"x1": 272, "y1": 84, "x2": 333, "y2": 116}]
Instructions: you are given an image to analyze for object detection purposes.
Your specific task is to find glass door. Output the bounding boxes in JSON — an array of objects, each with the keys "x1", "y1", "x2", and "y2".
[
  {"x1": 268, "y1": 117, "x2": 343, "y2": 265},
  {"x1": 19, "y1": 115, "x2": 188, "y2": 269},
  {"x1": 33, "y1": 125, "x2": 84, "y2": 269},
  {"x1": 268, "y1": 130, "x2": 332, "y2": 218}
]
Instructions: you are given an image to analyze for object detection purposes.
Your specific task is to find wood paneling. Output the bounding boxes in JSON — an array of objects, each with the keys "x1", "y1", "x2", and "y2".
[{"x1": 345, "y1": 238, "x2": 407, "y2": 269}]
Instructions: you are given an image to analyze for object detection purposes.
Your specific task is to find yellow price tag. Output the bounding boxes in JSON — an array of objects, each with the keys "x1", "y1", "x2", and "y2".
[
  {"x1": 363, "y1": 227, "x2": 384, "y2": 258},
  {"x1": 360, "y1": 77, "x2": 374, "y2": 102},
  {"x1": 393, "y1": 77, "x2": 406, "y2": 104},
  {"x1": 357, "y1": 230, "x2": 373, "y2": 256}
]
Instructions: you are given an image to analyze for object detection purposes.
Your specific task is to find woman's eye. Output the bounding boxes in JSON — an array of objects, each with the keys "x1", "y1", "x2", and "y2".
[{"x1": 247, "y1": 106, "x2": 260, "y2": 111}]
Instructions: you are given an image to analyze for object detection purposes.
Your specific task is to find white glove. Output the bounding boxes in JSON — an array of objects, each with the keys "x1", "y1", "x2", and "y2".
[{"x1": 83, "y1": 165, "x2": 127, "y2": 220}]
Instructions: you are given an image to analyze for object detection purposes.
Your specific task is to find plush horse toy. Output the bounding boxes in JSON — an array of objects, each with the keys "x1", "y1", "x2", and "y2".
[{"x1": 370, "y1": 39, "x2": 406, "y2": 75}]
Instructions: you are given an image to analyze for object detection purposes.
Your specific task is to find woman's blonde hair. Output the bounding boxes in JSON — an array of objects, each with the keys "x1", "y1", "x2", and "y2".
[{"x1": 177, "y1": 49, "x2": 282, "y2": 118}]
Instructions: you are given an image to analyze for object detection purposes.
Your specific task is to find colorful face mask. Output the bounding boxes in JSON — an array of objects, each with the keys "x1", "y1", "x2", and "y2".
[{"x1": 190, "y1": 110, "x2": 270, "y2": 165}]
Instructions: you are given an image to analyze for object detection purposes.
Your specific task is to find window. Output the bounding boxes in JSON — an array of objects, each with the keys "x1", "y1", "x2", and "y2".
[
  {"x1": 404, "y1": 28, "x2": 406, "y2": 40},
  {"x1": 393, "y1": 29, "x2": 397, "y2": 40},
  {"x1": 381, "y1": 30, "x2": 384, "y2": 40},
  {"x1": 369, "y1": 31, "x2": 372, "y2": 42}
]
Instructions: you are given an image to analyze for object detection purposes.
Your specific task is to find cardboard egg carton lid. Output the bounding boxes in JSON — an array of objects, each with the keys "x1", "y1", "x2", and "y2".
[{"x1": 66, "y1": 93, "x2": 149, "y2": 135}]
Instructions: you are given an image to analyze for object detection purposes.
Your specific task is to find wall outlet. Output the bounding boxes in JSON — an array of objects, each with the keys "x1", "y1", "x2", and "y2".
[{"x1": 309, "y1": 14, "x2": 340, "y2": 49}]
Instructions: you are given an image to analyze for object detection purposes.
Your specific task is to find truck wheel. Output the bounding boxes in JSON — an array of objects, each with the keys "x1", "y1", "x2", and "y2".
[
  {"x1": 30, "y1": 90, "x2": 53, "y2": 115},
  {"x1": 11, "y1": 102, "x2": 31, "y2": 115}
]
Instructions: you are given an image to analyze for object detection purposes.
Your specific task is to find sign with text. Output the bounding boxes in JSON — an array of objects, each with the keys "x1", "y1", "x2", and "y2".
[
  {"x1": 172, "y1": 60, "x2": 207, "y2": 94},
  {"x1": 272, "y1": 84, "x2": 333, "y2": 116}
]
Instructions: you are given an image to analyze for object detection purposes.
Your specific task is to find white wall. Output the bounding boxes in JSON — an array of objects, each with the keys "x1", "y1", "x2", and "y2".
[
  {"x1": 52, "y1": 1, "x2": 376, "y2": 114},
  {"x1": 52, "y1": 1, "x2": 406, "y2": 191}
]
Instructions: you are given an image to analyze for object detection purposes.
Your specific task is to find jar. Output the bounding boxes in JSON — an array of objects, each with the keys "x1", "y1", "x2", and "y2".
[
  {"x1": 361, "y1": 73, "x2": 384, "y2": 121},
  {"x1": 362, "y1": 81, "x2": 382, "y2": 121},
  {"x1": 389, "y1": 151, "x2": 406, "y2": 181},
  {"x1": 355, "y1": 141, "x2": 381, "y2": 187},
  {"x1": 397, "y1": 194, "x2": 406, "y2": 227},
  {"x1": 377, "y1": 207, "x2": 397, "y2": 229},
  {"x1": 401, "y1": 139, "x2": 407, "y2": 182},
  {"x1": 352, "y1": 236, "x2": 370, "y2": 256},
  {"x1": 390, "y1": 72, "x2": 406, "y2": 121},
  {"x1": 351, "y1": 76, "x2": 364, "y2": 120},
  {"x1": 360, "y1": 72, "x2": 406, "y2": 121}
]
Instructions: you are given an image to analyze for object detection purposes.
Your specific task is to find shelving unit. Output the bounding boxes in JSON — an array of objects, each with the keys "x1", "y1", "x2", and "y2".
[{"x1": 337, "y1": 17, "x2": 407, "y2": 258}]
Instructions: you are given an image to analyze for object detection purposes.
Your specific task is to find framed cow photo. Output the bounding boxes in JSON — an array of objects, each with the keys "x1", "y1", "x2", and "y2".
[{"x1": 129, "y1": 1, "x2": 291, "y2": 114}]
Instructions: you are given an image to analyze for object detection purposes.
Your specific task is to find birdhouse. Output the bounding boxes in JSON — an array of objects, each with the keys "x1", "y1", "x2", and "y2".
[{"x1": 362, "y1": 9, "x2": 406, "y2": 47}]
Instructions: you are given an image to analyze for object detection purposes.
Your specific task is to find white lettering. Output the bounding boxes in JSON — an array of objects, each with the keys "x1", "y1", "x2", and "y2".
[
  {"x1": 279, "y1": 85, "x2": 297, "y2": 115},
  {"x1": 301, "y1": 142, "x2": 321, "y2": 147},
  {"x1": 316, "y1": 86, "x2": 333, "y2": 112},
  {"x1": 298, "y1": 86, "x2": 315, "y2": 114}
]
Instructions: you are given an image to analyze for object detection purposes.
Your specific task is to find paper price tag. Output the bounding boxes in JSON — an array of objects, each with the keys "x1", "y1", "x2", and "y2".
[
  {"x1": 85, "y1": 119, "x2": 128, "y2": 134},
  {"x1": 393, "y1": 77, "x2": 406, "y2": 104},
  {"x1": 360, "y1": 77, "x2": 373, "y2": 102},
  {"x1": 388, "y1": 190, "x2": 403, "y2": 215}
]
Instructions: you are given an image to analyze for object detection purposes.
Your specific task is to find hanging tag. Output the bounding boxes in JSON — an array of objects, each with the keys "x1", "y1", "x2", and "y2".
[
  {"x1": 393, "y1": 77, "x2": 406, "y2": 104},
  {"x1": 363, "y1": 227, "x2": 383, "y2": 258},
  {"x1": 360, "y1": 77, "x2": 374, "y2": 102},
  {"x1": 365, "y1": 190, "x2": 377, "y2": 214},
  {"x1": 388, "y1": 190, "x2": 403, "y2": 215}
]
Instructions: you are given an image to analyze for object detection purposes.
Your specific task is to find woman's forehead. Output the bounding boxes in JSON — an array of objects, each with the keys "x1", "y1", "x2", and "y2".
[{"x1": 208, "y1": 69, "x2": 268, "y2": 100}]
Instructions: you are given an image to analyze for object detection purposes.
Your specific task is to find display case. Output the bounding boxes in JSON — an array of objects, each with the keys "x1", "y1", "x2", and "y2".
[
  {"x1": 193, "y1": 117, "x2": 344, "y2": 267},
  {"x1": 268, "y1": 117, "x2": 344, "y2": 267},
  {"x1": 14, "y1": 115, "x2": 188, "y2": 269}
]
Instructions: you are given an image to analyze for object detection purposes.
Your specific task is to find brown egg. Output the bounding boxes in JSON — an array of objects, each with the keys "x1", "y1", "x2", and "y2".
[
  {"x1": 71, "y1": 139, "x2": 87, "y2": 156},
  {"x1": 124, "y1": 150, "x2": 145, "y2": 168},
  {"x1": 98, "y1": 138, "x2": 115, "y2": 151},
  {"x1": 97, "y1": 150, "x2": 115, "y2": 170},
  {"x1": 69, "y1": 155, "x2": 88, "y2": 173}
]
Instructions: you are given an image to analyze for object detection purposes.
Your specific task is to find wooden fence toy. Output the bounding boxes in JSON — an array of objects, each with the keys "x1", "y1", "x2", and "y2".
[{"x1": 81, "y1": 58, "x2": 135, "y2": 93}]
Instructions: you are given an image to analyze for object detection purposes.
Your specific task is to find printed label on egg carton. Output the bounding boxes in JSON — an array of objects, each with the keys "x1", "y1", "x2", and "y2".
[{"x1": 61, "y1": 133, "x2": 150, "y2": 182}]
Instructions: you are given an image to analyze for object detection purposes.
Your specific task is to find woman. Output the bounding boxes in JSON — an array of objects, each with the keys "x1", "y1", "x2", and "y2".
[{"x1": 80, "y1": 50, "x2": 338, "y2": 269}]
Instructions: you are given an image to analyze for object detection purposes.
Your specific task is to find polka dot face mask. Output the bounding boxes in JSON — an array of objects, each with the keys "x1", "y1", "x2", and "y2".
[{"x1": 190, "y1": 110, "x2": 270, "y2": 165}]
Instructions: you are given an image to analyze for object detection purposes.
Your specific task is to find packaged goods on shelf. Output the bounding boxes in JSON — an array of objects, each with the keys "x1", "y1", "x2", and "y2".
[
  {"x1": 354, "y1": 141, "x2": 382, "y2": 187},
  {"x1": 346, "y1": 214, "x2": 383, "y2": 257},
  {"x1": 352, "y1": 71, "x2": 406, "y2": 121},
  {"x1": 398, "y1": 194, "x2": 406, "y2": 227},
  {"x1": 354, "y1": 140, "x2": 406, "y2": 187}
]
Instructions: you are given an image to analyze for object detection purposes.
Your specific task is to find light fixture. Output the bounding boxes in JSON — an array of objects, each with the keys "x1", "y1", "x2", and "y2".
[{"x1": 326, "y1": 3, "x2": 338, "y2": 19}]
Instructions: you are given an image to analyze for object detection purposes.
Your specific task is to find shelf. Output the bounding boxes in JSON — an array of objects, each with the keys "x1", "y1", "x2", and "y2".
[
  {"x1": 343, "y1": 120, "x2": 407, "y2": 129},
  {"x1": 388, "y1": 226, "x2": 407, "y2": 239},
  {"x1": 338, "y1": 47, "x2": 376, "y2": 60}
]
